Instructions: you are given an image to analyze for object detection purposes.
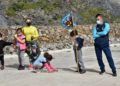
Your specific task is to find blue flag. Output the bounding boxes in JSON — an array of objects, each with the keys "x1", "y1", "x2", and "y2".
[{"x1": 61, "y1": 13, "x2": 76, "y2": 30}]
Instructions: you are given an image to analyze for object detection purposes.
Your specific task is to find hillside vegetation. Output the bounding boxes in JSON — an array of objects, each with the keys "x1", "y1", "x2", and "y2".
[{"x1": 0, "y1": 0, "x2": 120, "y2": 26}]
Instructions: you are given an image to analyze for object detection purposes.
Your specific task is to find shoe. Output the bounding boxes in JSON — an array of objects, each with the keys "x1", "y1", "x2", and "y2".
[
  {"x1": 18, "y1": 65, "x2": 25, "y2": 70},
  {"x1": 0, "y1": 66, "x2": 4, "y2": 70},
  {"x1": 28, "y1": 64, "x2": 33, "y2": 70},
  {"x1": 18, "y1": 65, "x2": 22, "y2": 70},
  {"x1": 22, "y1": 66, "x2": 25, "y2": 70},
  {"x1": 112, "y1": 72, "x2": 117, "y2": 77},
  {"x1": 99, "y1": 70, "x2": 105, "y2": 75},
  {"x1": 79, "y1": 70, "x2": 86, "y2": 74},
  {"x1": 32, "y1": 70, "x2": 38, "y2": 73}
]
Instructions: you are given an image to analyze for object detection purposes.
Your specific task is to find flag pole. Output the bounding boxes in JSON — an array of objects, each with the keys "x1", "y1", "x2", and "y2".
[{"x1": 71, "y1": 12, "x2": 80, "y2": 73}]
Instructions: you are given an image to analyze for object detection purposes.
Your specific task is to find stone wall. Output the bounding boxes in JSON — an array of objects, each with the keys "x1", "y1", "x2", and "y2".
[{"x1": 0, "y1": 23, "x2": 120, "y2": 52}]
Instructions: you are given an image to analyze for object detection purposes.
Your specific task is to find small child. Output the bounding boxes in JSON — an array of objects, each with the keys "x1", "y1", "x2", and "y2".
[
  {"x1": 70, "y1": 30, "x2": 86, "y2": 74},
  {"x1": 33, "y1": 52, "x2": 58, "y2": 73},
  {"x1": 14, "y1": 28, "x2": 26, "y2": 70},
  {"x1": 0, "y1": 33, "x2": 13, "y2": 70}
]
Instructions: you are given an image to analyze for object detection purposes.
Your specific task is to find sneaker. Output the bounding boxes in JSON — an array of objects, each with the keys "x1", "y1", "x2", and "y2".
[
  {"x1": 79, "y1": 70, "x2": 86, "y2": 74},
  {"x1": 32, "y1": 70, "x2": 38, "y2": 73},
  {"x1": 0, "y1": 66, "x2": 4, "y2": 70},
  {"x1": 22, "y1": 66, "x2": 25, "y2": 70},
  {"x1": 99, "y1": 70, "x2": 105, "y2": 75},
  {"x1": 112, "y1": 72, "x2": 117, "y2": 77},
  {"x1": 18, "y1": 65, "x2": 25, "y2": 70}
]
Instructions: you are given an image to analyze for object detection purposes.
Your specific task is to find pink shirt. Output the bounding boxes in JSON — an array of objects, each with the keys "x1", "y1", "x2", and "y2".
[{"x1": 16, "y1": 34, "x2": 26, "y2": 50}]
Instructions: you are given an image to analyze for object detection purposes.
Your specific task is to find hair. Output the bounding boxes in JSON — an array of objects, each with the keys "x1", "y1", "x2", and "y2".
[
  {"x1": 44, "y1": 52, "x2": 53, "y2": 61},
  {"x1": 96, "y1": 14, "x2": 103, "y2": 18},
  {"x1": 16, "y1": 28, "x2": 22, "y2": 33},
  {"x1": 70, "y1": 30, "x2": 78, "y2": 37},
  {"x1": 0, "y1": 33, "x2": 2, "y2": 37}
]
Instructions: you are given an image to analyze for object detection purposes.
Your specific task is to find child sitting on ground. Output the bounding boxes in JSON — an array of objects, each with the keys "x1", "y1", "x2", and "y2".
[{"x1": 33, "y1": 52, "x2": 58, "y2": 73}]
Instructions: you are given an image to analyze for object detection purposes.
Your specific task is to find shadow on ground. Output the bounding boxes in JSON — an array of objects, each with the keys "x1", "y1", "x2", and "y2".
[
  {"x1": 58, "y1": 67, "x2": 100, "y2": 73},
  {"x1": 58, "y1": 67, "x2": 115, "y2": 76},
  {"x1": 6, "y1": 64, "x2": 29, "y2": 69}
]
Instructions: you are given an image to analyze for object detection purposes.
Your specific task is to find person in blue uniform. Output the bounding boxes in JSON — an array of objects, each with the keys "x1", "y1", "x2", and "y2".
[{"x1": 92, "y1": 14, "x2": 117, "y2": 77}]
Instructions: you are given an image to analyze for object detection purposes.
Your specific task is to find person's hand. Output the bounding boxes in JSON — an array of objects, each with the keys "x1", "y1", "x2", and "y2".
[
  {"x1": 31, "y1": 36, "x2": 34, "y2": 40},
  {"x1": 75, "y1": 43, "x2": 78, "y2": 47},
  {"x1": 14, "y1": 34, "x2": 17, "y2": 38}
]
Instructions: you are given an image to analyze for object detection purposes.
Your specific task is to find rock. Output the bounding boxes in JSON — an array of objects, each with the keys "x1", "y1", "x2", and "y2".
[
  {"x1": 0, "y1": 24, "x2": 120, "y2": 51},
  {"x1": 4, "y1": 46, "x2": 14, "y2": 54},
  {"x1": 0, "y1": 15, "x2": 8, "y2": 28}
]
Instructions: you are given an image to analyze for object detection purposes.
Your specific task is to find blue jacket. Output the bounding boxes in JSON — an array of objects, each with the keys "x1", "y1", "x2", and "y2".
[
  {"x1": 33, "y1": 55, "x2": 46, "y2": 66},
  {"x1": 92, "y1": 23, "x2": 110, "y2": 40},
  {"x1": 92, "y1": 23, "x2": 110, "y2": 47}
]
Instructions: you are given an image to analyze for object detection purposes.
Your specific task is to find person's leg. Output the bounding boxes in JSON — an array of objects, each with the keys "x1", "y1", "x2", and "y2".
[
  {"x1": 18, "y1": 50, "x2": 25, "y2": 70},
  {"x1": 74, "y1": 48, "x2": 82, "y2": 72},
  {"x1": 26, "y1": 42, "x2": 34, "y2": 69},
  {"x1": 94, "y1": 44, "x2": 105, "y2": 72},
  {"x1": 77, "y1": 49, "x2": 85, "y2": 71},
  {"x1": 18, "y1": 49, "x2": 21, "y2": 66},
  {"x1": 32, "y1": 65, "x2": 41, "y2": 73},
  {"x1": 27, "y1": 41, "x2": 40, "y2": 64},
  {"x1": 44, "y1": 63, "x2": 53, "y2": 72},
  {"x1": 1, "y1": 56, "x2": 4, "y2": 66},
  {"x1": 102, "y1": 46, "x2": 117, "y2": 76},
  {"x1": 0, "y1": 57, "x2": 1, "y2": 66},
  {"x1": 26, "y1": 42, "x2": 32, "y2": 63},
  {"x1": 33, "y1": 41, "x2": 41, "y2": 57},
  {"x1": 0, "y1": 55, "x2": 4, "y2": 70},
  {"x1": 20, "y1": 51, "x2": 25, "y2": 66},
  {"x1": 0, "y1": 56, "x2": 2, "y2": 65},
  {"x1": 73, "y1": 48, "x2": 77, "y2": 63}
]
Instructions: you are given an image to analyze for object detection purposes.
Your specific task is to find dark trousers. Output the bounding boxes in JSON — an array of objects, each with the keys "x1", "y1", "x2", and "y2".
[
  {"x1": 26, "y1": 41, "x2": 40, "y2": 64},
  {"x1": 94, "y1": 44, "x2": 116, "y2": 73},
  {"x1": 0, "y1": 55, "x2": 4, "y2": 66}
]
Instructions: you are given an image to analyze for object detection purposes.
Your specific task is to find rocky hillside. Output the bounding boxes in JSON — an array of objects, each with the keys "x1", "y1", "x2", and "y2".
[
  {"x1": 1, "y1": 24, "x2": 120, "y2": 52},
  {"x1": 0, "y1": 0, "x2": 120, "y2": 27}
]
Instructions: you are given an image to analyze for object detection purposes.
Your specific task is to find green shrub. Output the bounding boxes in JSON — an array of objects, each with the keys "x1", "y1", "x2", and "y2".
[
  {"x1": 6, "y1": 7, "x2": 16, "y2": 16},
  {"x1": 22, "y1": 3, "x2": 39, "y2": 9},
  {"x1": 80, "y1": 7, "x2": 110, "y2": 24}
]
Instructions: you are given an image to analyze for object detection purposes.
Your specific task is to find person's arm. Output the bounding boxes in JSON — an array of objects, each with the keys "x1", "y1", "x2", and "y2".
[
  {"x1": 14, "y1": 34, "x2": 25, "y2": 44},
  {"x1": 92, "y1": 26, "x2": 100, "y2": 39},
  {"x1": 48, "y1": 62, "x2": 58, "y2": 71},
  {"x1": 33, "y1": 27, "x2": 39, "y2": 40},
  {"x1": 4, "y1": 41, "x2": 13, "y2": 46},
  {"x1": 44, "y1": 63, "x2": 53, "y2": 72},
  {"x1": 97, "y1": 23, "x2": 110, "y2": 36}
]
